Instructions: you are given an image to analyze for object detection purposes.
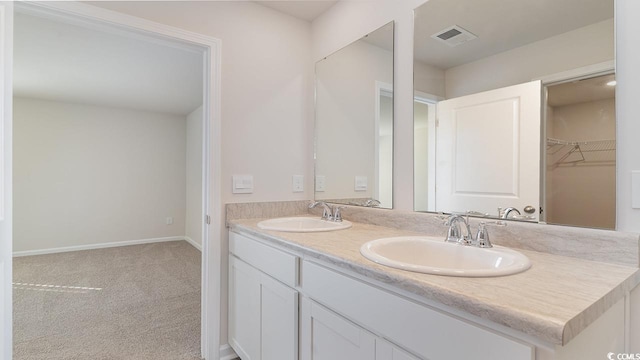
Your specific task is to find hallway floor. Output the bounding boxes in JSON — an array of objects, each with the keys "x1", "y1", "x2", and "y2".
[{"x1": 13, "y1": 241, "x2": 202, "y2": 360}]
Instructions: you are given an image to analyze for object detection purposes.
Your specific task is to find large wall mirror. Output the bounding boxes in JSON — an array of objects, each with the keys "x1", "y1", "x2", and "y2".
[
  {"x1": 413, "y1": 0, "x2": 615, "y2": 229},
  {"x1": 315, "y1": 22, "x2": 394, "y2": 209}
]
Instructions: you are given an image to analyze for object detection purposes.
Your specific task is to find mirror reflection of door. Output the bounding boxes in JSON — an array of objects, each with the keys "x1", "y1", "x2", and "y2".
[
  {"x1": 434, "y1": 81, "x2": 541, "y2": 220},
  {"x1": 544, "y1": 74, "x2": 616, "y2": 229}
]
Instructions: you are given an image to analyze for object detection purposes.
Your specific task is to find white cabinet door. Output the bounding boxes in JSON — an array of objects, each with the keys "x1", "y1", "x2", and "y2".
[
  {"x1": 376, "y1": 340, "x2": 420, "y2": 360},
  {"x1": 229, "y1": 256, "x2": 261, "y2": 360},
  {"x1": 260, "y1": 274, "x2": 298, "y2": 360},
  {"x1": 300, "y1": 297, "x2": 376, "y2": 360},
  {"x1": 229, "y1": 256, "x2": 298, "y2": 360},
  {"x1": 436, "y1": 80, "x2": 541, "y2": 219}
]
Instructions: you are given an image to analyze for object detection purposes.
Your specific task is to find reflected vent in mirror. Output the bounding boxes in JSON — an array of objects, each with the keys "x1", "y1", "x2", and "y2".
[{"x1": 431, "y1": 25, "x2": 477, "y2": 47}]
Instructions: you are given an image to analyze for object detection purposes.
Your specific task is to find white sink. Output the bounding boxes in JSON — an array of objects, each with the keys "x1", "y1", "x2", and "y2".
[
  {"x1": 257, "y1": 217, "x2": 352, "y2": 232},
  {"x1": 360, "y1": 236, "x2": 531, "y2": 277}
]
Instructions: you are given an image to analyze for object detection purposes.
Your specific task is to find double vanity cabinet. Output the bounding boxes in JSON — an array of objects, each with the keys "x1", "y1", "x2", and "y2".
[{"x1": 227, "y1": 219, "x2": 640, "y2": 360}]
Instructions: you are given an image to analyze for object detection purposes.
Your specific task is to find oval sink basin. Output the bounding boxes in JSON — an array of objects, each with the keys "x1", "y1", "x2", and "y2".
[
  {"x1": 257, "y1": 217, "x2": 352, "y2": 232},
  {"x1": 360, "y1": 236, "x2": 531, "y2": 277}
]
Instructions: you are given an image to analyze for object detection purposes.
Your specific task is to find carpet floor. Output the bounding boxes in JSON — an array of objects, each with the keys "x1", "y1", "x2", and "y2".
[{"x1": 13, "y1": 241, "x2": 202, "y2": 360}]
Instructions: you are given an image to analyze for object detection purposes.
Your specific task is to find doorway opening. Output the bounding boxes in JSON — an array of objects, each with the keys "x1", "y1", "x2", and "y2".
[
  {"x1": 543, "y1": 72, "x2": 616, "y2": 229},
  {"x1": 8, "y1": 2, "x2": 222, "y2": 358}
]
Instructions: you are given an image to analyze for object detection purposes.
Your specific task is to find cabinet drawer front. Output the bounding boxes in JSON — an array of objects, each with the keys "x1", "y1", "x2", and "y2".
[
  {"x1": 230, "y1": 231, "x2": 298, "y2": 287},
  {"x1": 302, "y1": 260, "x2": 534, "y2": 360}
]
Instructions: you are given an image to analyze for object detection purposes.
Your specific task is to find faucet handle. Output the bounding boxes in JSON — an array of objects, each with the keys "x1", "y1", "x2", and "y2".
[
  {"x1": 475, "y1": 223, "x2": 492, "y2": 248},
  {"x1": 474, "y1": 221, "x2": 507, "y2": 248},
  {"x1": 466, "y1": 210, "x2": 490, "y2": 217},
  {"x1": 333, "y1": 206, "x2": 345, "y2": 222}
]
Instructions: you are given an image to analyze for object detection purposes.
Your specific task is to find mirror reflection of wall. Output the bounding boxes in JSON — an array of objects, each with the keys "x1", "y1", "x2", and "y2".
[
  {"x1": 412, "y1": 0, "x2": 615, "y2": 228},
  {"x1": 315, "y1": 22, "x2": 394, "y2": 209},
  {"x1": 544, "y1": 74, "x2": 616, "y2": 229}
]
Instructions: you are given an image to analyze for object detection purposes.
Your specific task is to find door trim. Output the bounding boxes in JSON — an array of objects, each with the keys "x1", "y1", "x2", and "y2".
[
  {"x1": 13, "y1": 2, "x2": 223, "y2": 359},
  {"x1": 0, "y1": 2, "x2": 13, "y2": 359},
  {"x1": 535, "y1": 61, "x2": 616, "y2": 226}
]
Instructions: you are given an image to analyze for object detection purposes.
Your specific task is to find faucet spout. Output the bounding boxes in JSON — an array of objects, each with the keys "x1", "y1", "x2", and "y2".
[
  {"x1": 446, "y1": 215, "x2": 473, "y2": 245},
  {"x1": 309, "y1": 201, "x2": 333, "y2": 221},
  {"x1": 502, "y1": 207, "x2": 521, "y2": 219}
]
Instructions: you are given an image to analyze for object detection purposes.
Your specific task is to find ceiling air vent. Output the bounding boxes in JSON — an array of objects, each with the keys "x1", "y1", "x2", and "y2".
[{"x1": 431, "y1": 25, "x2": 477, "y2": 47}]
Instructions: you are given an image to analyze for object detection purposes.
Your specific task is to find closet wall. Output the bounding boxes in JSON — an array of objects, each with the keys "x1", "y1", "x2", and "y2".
[{"x1": 546, "y1": 97, "x2": 616, "y2": 229}]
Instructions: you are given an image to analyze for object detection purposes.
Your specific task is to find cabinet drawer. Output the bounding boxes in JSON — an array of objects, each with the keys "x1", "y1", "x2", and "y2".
[
  {"x1": 230, "y1": 231, "x2": 298, "y2": 287},
  {"x1": 302, "y1": 260, "x2": 534, "y2": 360}
]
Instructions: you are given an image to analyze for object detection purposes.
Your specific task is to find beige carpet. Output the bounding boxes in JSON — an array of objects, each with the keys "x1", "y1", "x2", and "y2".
[{"x1": 13, "y1": 241, "x2": 202, "y2": 360}]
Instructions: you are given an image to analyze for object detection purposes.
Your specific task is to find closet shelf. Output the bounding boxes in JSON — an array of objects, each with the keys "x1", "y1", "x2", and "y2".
[{"x1": 546, "y1": 137, "x2": 615, "y2": 168}]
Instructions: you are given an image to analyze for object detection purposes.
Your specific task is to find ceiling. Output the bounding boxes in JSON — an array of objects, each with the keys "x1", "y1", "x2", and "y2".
[
  {"x1": 14, "y1": 12, "x2": 204, "y2": 116},
  {"x1": 256, "y1": 0, "x2": 338, "y2": 21},
  {"x1": 414, "y1": 0, "x2": 614, "y2": 69}
]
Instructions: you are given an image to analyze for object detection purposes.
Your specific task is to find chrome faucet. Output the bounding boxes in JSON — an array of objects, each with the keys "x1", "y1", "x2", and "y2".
[
  {"x1": 445, "y1": 215, "x2": 501, "y2": 248},
  {"x1": 445, "y1": 214, "x2": 473, "y2": 245},
  {"x1": 309, "y1": 201, "x2": 333, "y2": 221},
  {"x1": 502, "y1": 207, "x2": 521, "y2": 219}
]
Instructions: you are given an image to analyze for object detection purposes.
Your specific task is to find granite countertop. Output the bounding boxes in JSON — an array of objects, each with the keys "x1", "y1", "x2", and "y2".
[{"x1": 228, "y1": 218, "x2": 640, "y2": 347}]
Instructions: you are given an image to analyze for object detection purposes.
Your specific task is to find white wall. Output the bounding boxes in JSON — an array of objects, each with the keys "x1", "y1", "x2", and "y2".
[
  {"x1": 445, "y1": 19, "x2": 614, "y2": 98},
  {"x1": 313, "y1": 0, "x2": 640, "y2": 233},
  {"x1": 186, "y1": 106, "x2": 203, "y2": 247},
  {"x1": 13, "y1": 97, "x2": 187, "y2": 252},
  {"x1": 315, "y1": 39, "x2": 392, "y2": 205},
  {"x1": 91, "y1": 1, "x2": 313, "y2": 205},
  {"x1": 616, "y1": 0, "x2": 640, "y2": 232}
]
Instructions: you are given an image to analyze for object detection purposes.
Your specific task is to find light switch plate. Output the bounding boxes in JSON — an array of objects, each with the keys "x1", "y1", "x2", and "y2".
[
  {"x1": 633, "y1": 171, "x2": 640, "y2": 209},
  {"x1": 355, "y1": 176, "x2": 368, "y2": 191},
  {"x1": 232, "y1": 175, "x2": 253, "y2": 194},
  {"x1": 315, "y1": 176, "x2": 326, "y2": 192},
  {"x1": 292, "y1": 175, "x2": 304, "y2": 193}
]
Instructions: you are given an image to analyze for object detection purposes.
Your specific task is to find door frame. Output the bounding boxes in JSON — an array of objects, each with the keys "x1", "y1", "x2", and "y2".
[
  {"x1": 7, "y1": 2, "x2": 223, "y2": 359},
  {"x1": 413, "y1": 90, "x2": 442, "y2": 212},
  {"x1": 374, "y1": 81, "x2": 393, "y2": 208},
  {"x1": 535, "y1": 60, "x2": 615, "y2": 225},
  {"x1": 0, "y1": 2, "x2": 13, "y2": 359}
]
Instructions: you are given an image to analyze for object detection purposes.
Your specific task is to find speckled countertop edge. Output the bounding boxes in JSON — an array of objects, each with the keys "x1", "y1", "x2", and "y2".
[{"x1": 228, "y1": 218, "x2": 640, "y2": 346}]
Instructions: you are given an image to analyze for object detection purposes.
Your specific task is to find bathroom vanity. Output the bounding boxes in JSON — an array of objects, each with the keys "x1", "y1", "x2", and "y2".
[{"x1": 227, "y1": 216, "x2": 640, "y2": 360}]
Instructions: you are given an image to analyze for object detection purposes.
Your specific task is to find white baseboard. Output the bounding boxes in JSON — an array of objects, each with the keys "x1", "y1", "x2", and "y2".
[
  {"x1": 184, "y1": 235, "x2": 202, "y2": 251},
  {"x1": 13, "y1": 236, "x2": 186, "y2": 257},
  {"x1": 219, "y1": 344, "x2": 238, "y2": 360}
]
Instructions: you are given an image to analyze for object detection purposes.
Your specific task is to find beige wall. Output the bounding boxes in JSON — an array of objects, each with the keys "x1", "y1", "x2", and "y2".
[
  {"x1": 13, "y1": 97, "x2": 187, "y2": 252},
  {"x1": 91, "y1": 1, "x2": 313, "y2": 205},
  {"x1": 186, "y1": 106, "x2": 203, "y2": 247},
  {"x1": 445, "y1": 19, "x2": 614, "y2": 98},
  {"x1": 315, "y1": 39, "x2": 392, "y2": 205},
  {"x1": 547, "y1": 98, "x2": 616, "y2": 229},
  {"x1": 414, "y1": 60, "x2": 445, "y2": 98}
]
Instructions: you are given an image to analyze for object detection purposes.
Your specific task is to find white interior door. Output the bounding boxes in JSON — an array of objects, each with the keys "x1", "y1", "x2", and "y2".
[
  {"x1": 0, "y1": 2, "x2": 12, "y2": 359},
  {"x1": 435, "y1": 81, "x2": 541, "y2": 219}
]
